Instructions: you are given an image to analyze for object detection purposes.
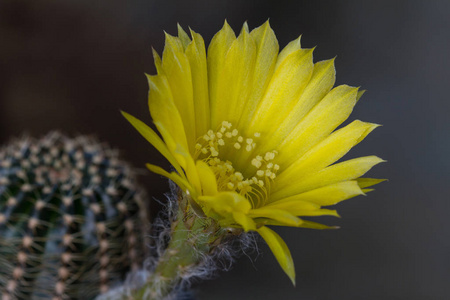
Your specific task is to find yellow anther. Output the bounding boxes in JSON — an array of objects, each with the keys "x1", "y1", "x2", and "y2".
[
  {"x1": 198, "y1": 121, "x2": 280, "y2": 206},
  {"x1": 251, "y1": 159, "x2": 262, "y2": 168},
  {"x1": 264, "y1": 152, "x2": 275, "y2": 161},
  {"x1": 210, "y1": 147, "x2": 219, "y2": 157}
]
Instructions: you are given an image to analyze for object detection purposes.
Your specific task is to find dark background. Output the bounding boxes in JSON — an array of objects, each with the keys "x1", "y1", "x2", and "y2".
[{"x1": 1, "y1": 1, "x2": 448, "y2": 299}]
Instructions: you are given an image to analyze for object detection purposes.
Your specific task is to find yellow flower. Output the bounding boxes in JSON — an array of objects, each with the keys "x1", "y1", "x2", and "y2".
[{"x1": 123, "y1": 21, "x2": 384, "y2": 284}]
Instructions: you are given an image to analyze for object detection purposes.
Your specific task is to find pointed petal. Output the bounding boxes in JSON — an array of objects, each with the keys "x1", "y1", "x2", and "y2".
[
  {"x1": 147, "y1": 74, "x2": 189, "y2": 155},
  {"x1": 357, "y1": 178, "x2": 386, "y2": 188},
  {"x1": 121, "y1": 111, "x2": 184, "y2": 177},
  {"x1": 248, "y1": 48, "x2": 314, "y2": 134},
  {"x1": 209, "y1": 28, "x2": 257, "y2": 128},
  {"x1": 277, "y1": 120, "x2": 379, "y2": 186},
  {"x1": 161, "y1": 33, "x2": 196, "y2": 152},
  {"x1": 238, "y1": 20, "x2": 279, "y2": 128},
  {"x1": 186, "y1": 29, "x2": 210, "y2": 138},
  {"x1": 261, "y1": 219, "x2": 338, "y2": 229},
  {"x1": 257, "y1": 226, "x2": 295, "y2": 285},
  {"x1": 152, "y1": 49, "x2": 163, "y2": 74},
  {"x1": 297, "y1": 220, "x2": 339, "y2": 230},
  {"x1": 269, "y1": 181, "x2": 364, "y2": 206},
  {"x1": 177, "y1": 24, "x2": 191, "y2": 50},
  {"x1": 272, "y1": 156, "x2": 385, "y2": 200},
  {"x1": 249, "y1": 207, "x2": 302, "y2": 227},
  {"x1": 273, "y1": 58, "x2": 336, "y2": 142},
  {"x1": 276, "y1": 36, "x2": 301, "y2": 69},
  {"x1": 208, "y1": 20, "x2": 236, "y2": 127},
  {"x1": 356, "y1": 89, "x2": 366, "y2": 102},
  {"x1": 196, "y1": 160, "x2": 218, "y2": 196},
  {"x1": 145, "y1": 163, "x2": 191, "y2": 193},
  {"x1": 257, "y1": 202, "x2": 339, "y2": 218},
  {"x1": 276, "y1": 85, "x2": 359, "y2": 167}
]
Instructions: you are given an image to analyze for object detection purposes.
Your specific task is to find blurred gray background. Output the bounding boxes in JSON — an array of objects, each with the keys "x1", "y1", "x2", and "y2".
[{"x1": 0, "y1": 0, "x2": 448, "y2": 299}]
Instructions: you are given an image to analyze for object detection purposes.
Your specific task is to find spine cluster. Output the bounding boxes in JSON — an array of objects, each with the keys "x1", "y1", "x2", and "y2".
[{"x1": 0, "y1": 132, "x2": 149, "y2": 300}]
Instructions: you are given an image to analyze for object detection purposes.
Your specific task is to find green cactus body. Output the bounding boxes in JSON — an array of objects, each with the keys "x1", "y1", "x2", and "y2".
[{"x1": 0, "y1": 132, "x2": 148, "y2": 300}]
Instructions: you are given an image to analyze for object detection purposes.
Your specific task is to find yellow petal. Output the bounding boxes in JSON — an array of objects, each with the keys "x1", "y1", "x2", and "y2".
[
  {"x1": 248, "y1": 48, "x2": 314, "y2": 134},
  {"x1": 276, "y1": 85, "x2": 359, "y2": 167},
  {"x1": 152, "y1": 48, "x2": 163, "y2": 74},
  {"x1": 277, "y1": 120, "x2": 379, "y2": 186},
  {"x1": 145, "y1": 163, "x2": 191, "y2": 194},
  {"x1": 186, "y1": 29, "x2": 210, "y2": 138},
  {"x1": 232, "y1": 211, "x2": 256, "y2": 231},
  {"x1": 275, "y1": 36, "x2": 301, "y2": 69},
  {"x1": 147, "y1": 74, "x2": 189, "y2": 154},
  {"x1": 177, "y1": 24, "x2": 191, "y2": 50},
  {"x1": 257, "y1": 202, "x2": 338, "y2": 218},
  {"x1": 237, "y1": 20, "x2": 279, "y2": 128},
  {"x1": 208, "y1": 20, "x2": 236, "y2": 128},
  {"x1": 261, "y1": 219, "x2": 338, "y2": 229},
  {"x1": 121, "y1": 111, "x2": 184, "y2": 177},
  {"x1": 161, "y1": 33, "x2": 196, "y2": 152},
  {"x1": 272, "y1": 156, "x2": 384, "y2": 200},
  {"x1": 209, "y1": 28, "x2": 257, "y2": 128},
  {"x1": 256, "y1": 226, "x2": 295, "y2": 285},
  {"x1": 273, "y1": 58, "x2": 336, "y2": 142},
  {"x1": 357, "y1": 178, "x2": 386, "y2": 188},
  {"x1": 249, "y1": 207, "x2": 302, "y2": 227},
  {"x1": 297, "y1": 220, "x2": 339, "y2": 230},
  {"x1": 269, "y1": 181, "x2": 364, "y2": 206},
  {"x1": 198, "y1": 191, "x2": 252, "y2": 215},
  {"x1": 174, "y1": 145, "x2": 202, "y2": 195},
  {"x1": 196, "y1": 160, "x2": 218, "y2": 196},
  {"x1": 356, "y1": 89, "x2": 366, "y2": 102}
]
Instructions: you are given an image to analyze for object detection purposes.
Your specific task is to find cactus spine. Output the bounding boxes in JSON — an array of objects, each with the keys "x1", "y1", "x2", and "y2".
[{"x1": 0, "y1": 132, "x2": 148, "y2": 300}]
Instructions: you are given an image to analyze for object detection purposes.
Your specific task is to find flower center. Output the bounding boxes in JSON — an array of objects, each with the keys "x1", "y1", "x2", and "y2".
[{"x1": 194, "y1": 121, "x2": 279, "y2": 208}]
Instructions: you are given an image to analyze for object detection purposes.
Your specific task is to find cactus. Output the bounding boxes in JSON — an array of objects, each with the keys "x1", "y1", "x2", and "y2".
[{"x1": 0, "y1": 132, "x2": 149, "y2": 300}]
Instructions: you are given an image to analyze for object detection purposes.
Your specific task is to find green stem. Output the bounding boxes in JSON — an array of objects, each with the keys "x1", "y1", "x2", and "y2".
[{"x1": 133, "y1": 193, "x2": 222, "y2": 299}]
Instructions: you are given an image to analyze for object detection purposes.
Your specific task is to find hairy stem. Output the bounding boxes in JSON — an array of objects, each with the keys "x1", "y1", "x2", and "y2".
[{"x1": 133, "y1": 193, "x2": 223, "y2": 299}]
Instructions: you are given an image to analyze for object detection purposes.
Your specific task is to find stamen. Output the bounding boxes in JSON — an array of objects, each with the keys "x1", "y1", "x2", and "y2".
[{"x1": 194, "y1": 121, "x2": 280, "y2": 207}]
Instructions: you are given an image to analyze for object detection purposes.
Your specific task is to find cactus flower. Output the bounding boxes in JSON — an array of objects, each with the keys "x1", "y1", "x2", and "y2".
[{"x1": 123, "y1": 20, "x2": 384, "y2": 286}]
